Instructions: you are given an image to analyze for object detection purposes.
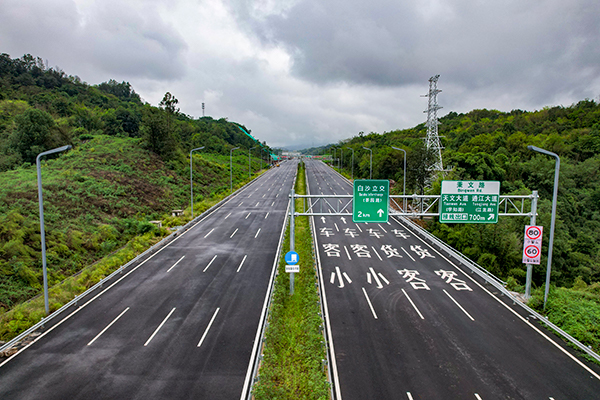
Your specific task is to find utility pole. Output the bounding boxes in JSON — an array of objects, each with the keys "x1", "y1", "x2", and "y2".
[{"x1": 422, "y1": 75, "x2": 445, "y2": 175}]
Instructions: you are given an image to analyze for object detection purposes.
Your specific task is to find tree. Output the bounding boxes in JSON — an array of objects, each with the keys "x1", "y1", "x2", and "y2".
[{"x1": 10, "y1": 108, "x2": 56, "y2": 163}]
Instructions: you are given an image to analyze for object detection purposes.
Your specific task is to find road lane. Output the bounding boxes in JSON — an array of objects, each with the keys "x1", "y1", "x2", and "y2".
[
  {"x1": 0, "y1": 160, "x2": 297, "y2": 400},
  {"x1": 305, "y1": 158, "x2": 600, "y2": 400}
]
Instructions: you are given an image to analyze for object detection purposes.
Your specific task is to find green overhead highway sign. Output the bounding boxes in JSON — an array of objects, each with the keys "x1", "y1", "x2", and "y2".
[
  {"x1": 439, "y1": 180, "x2": 500, "y2": 224},
  {"x1": 353, "y1": 179, "x2": 389, "y2": 223}
]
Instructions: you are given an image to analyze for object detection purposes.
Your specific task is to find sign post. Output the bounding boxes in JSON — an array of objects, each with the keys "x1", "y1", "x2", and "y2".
[
  {"x1": 353, "y1": 179, "x2": 389, "y2": 223},
  {"x1": 285, "y1": 251, "x2": 300, "y2": 295},
  {"x1": 439, "y1": 181, "x2": 500, "y2": 224}
]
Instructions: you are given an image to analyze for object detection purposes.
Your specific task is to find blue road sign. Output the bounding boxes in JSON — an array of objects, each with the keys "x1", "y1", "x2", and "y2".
[{"x1": 285, "y1": 251, "x2": 299, "y2": 265}]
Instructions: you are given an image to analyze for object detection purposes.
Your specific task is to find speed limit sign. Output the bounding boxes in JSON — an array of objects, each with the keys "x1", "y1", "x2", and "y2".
[{"x1": 523, "y1": 225, "x2": 543, "y2": 264}]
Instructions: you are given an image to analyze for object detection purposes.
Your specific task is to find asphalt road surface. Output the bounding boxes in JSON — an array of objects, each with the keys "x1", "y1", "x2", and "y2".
[
  {"x1": 0, "y1": 160, "x2": 297, "y2": 400},
  {"x1": 305, "y1": 158, "x2": 600, "y2": 400}
]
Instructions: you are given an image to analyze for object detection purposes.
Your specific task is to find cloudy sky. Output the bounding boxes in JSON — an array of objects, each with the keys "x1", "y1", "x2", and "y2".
[{"x1": 1, "y1": 0, "x2": 599, "y2": 148}]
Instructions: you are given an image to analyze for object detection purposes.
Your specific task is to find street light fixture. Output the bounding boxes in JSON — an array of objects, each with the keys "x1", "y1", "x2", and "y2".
[
  {"x1": 190, "y1": 146, "x2": 205, "y2": 219},
  {"x1": 230, "y1": 147, "x2": 240, "y2": 193},
  {"x1": 37, "y1": 145, "x2": 72, "y2": 315},
  {"x1": 249, "y1": 146, "x2": 257, "y2": 178},
  {"x1": 345, "y1": 147, "x2": 354, "y2": 180},
  {"x1": 362, "y1": 146, "x2": 372, "y2": 179},
  {"x1": 528, "y1": 145, "x2": 560, "y2": 310},
  {"x1": 391, "y1": 146, "x2": 407, "y2": 212}
]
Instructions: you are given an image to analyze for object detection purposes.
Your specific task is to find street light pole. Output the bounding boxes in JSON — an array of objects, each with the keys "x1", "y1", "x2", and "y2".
[
  {"x1": 340, "y1": 148, "x2": 343, "y2": 172},
  {"x1": 249, "y1": 146, "x2": 257, "y2": 178},
  {"x1": 362, "y1": 146, "x2": 372, "y2": 179},
  {"x1": 190, "y1": 146, "x2": 205, "y2": 219},
  {"x1": 37, "y1": 145, "x2": 72, "y2": 316},
  {"x1": 230, "y1": 147, "x2": 240, "y2": 193},
  {"x1": 345, "y1": 147, "x2": 354, "y2": 180},
  {"x1": 527, "y1": 145, "x2": 560, "y2": 310},
  {"x1": 391, "y1": 146, "x2": 407, "y2": 212}
]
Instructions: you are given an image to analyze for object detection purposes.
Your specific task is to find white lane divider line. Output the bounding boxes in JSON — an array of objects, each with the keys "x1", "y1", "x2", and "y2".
[
  {"x1": 247, "y1": 193, "x2": 252, "y2": 198},
  {"x1": 265, "y1": 212, "x2": 269, "y2": 219},
  {"x1": 204, "y1": 228, "x2": 215, "y2": 239},
  {"x1": 355, "y1": 223, "x2": 363, "y2": 233},
  {"x1": 444, "y1": 290, "x2": 475, "y2": 321},
  {"x1": 474, "y1": 395, "x2": 483, "y2": 400},
  {"x1": 166, "y1": 255, "x2": 185, "y2": 273},
  {"x1": 255, "y1": 228, "x2": 261, "y2": 238},
  {"x1": 237, "y1": 255, "x2": 248, "y2": 272},
  {"x1": 87, "y1": 307, "x2": 130, "y2": 346},
  {"x1": 230, "y1": 228, "x2": 239, "y2": 238},
  {"x1": 203, "y1": 255, "x2": 218, "y2": 272},
  {"x1": 378, "y1": 224, "x2": 388, "y2": 233},
  {"x1": 371, "y1": 246, "x2": 383, "y2": 261},
  {"x1": 262, "y1": 194, "x2": 266, "y2": 198},
  {"x1": 271, "y1": 201, "x2": 275, "y2": 207},
  {"x1": 362, "y1": 288, "x2": 378, "y2": 319},
  {"x1": 256, "y1": 202, "x2": 260, "y2": 207},
  {"x1": 407, "y1": 393, "x2": 414, "y2": 400},
  {"x1": 224, "y1": 212, "x2": 231, "y2": 219},
  {"x1": 144, "y1": 307, "x2": 176, "y2": 346},
  {"x1": 344, "y1": 245, "x2": 352, "y2": 260},
  {"x1": 334, "y1": 223, "x2": 340, "y2": 232},
  {"x1": 197, "y1": 308, "x2": 220, "y2": 348},
  {"x1": 238, "y1": 201, "x2": 244, "y2": 206},
  {"x1": 245, "y1": 212, "x2": 251, "y2": 219},
  {"x1": 401, "y1": 247, "x2": 416, "y2": 261},
  {"x1": 402, "y1": 289, "x2": 424, "y2": 320}
]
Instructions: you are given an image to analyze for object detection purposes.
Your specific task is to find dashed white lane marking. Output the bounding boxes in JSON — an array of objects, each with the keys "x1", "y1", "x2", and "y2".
[
  {"x1": 407, "y1": 393, "x2": 414, "y2": 400},
  {"x1": 238, "y1": 201, "x2": 244, "y2": 206},
  {"x1": 444, "y1": 289, "x2": 475, "y2": 321},
  {"x1": 203, "y1": 255, "x2": 218, "y2": 272},
  {"x1": 362, "y1": 288, "x2": 378, "y2": 319},
  {"x1": 334, "y1": 223, "x2": 339, "y2": 232},
  {"x1": 401, "y1": 247, "x2": 415, "y2": 261},
  {"x1": 344, "y1": 245, "x2": 352, "y2": 260},
  {"x1": 474, "y1": 395, "x2": 483, "y2": 400},
  {"x1": 371, "y1": 246, "x2": 383, "y2": 261},
  {"x1": 265, "y1": 212, "x2": 269, "y2": 219},
  {"x1": 204, "y1": 228, "x2": 215, "y2": 238},
  {"x1": 197, "y1": 308, "x2": 220, "y2": 348},
  {"x1": 144, "y1": 307, "x2": 176, "y2": 346},
  {"x1": 237, "y1": 255, "x2": 248, "y2": 272},
  {"x1": 402, "y1": 288, "x2": 424, "y2": 320},
  {"x1": 166, "y1": 256, "x2": 185, "y2": 273},
  {"x1": 245, "y1": 212, "x2": 251, "y2": 219},
  {"x1": 224, "y1": 212, "x2": 231, "y2": 219},
  {"x1": 87, "y1": 307, "x2": 130, "y2": 346},
  {"x1": 255, "y1": 228, "x2": 261, "y2": 238},
  {"x1": 230, "y1": 228, "x2": 239, "y2": 238}
]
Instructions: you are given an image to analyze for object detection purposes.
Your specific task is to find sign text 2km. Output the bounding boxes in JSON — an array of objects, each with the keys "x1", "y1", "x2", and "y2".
[
  {"x1": 353, "y1": 180, "x2": 389, "y2": 223},
  {"x1": 440, "y1": 180, "x2": 500, "y2": 224}
]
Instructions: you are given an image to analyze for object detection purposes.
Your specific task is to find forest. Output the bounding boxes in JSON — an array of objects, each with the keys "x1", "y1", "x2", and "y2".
[
  {"x1": 315, "y1": 101, "x2": 600, "y2": 291},
  {"x1": 0, "y1": 53, "x2": 271, "y2": 313}
]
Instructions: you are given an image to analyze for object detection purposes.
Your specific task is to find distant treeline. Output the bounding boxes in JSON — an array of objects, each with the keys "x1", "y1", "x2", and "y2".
[{"x1": 315, "y1": 101, "x2": 600, "y2": 288}]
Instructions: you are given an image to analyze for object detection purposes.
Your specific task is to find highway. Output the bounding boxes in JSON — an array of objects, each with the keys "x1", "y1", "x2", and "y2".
[
  {"x1": 0, "y1": 160, "x2": 297, "y2": 400},
  {"x1": 305, "y1": 158, "x2": 600, "y2": 400}
]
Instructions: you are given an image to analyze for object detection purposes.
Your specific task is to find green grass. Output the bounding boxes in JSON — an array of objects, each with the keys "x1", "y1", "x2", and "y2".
[{"x1": 252, "y1": 161, "x2": 330, "y2": 399}]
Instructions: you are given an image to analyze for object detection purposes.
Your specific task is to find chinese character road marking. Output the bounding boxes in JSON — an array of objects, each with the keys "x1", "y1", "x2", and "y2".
[
  {"x1": 410, "y1": 245, "x2": 435, "y2": 259},
  {"x1": 435, "y1": 270, "x2": 472, "y2": 291},
  {"x1": 330, "y1": 266, "x2": 352, "y2": 288},
  {"x1": 367, "y1": 267, "x2": 389, "y2": 289},
  {"x1": 368, "y1": 229, "x2": 384, "y2": 239},
  {"x1": 351, "y1": 244, "x2": 371, "y2": 258},
  {"x1": 322, "y1": 243, "x2": 340, "y2": 257},
  {"x1": 380, "y1": 245, "x2": 403, "y2": 258},
  {"x1": 392, "y1": 229, "x2": 410, "y2": 239},
  {"x1": 320, "y1": 227, "x2": 335, "y2": 237},
  {"x1": 398, "y1": 269, "x2": 430, "y2": 290},
  {"x1": 344, "y1": 228, "x2": 359, "y2": 238}
]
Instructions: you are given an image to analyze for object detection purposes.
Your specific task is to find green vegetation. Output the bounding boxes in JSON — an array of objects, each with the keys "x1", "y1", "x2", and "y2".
[
  {"x1": 253, "y1": 161, "x2": 329, "y2": 399},
  {"x1": 0, "y1": 53, "x2": 271, "y2": 339}
]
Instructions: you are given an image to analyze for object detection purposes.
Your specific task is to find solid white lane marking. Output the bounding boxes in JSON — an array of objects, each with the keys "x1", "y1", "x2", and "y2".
[
  {"x1": 230, "y1": 228, "x2": 239, "y2": 238},
  {"x1": 144, "y1": 307, "x2": 176, "y2": 346},
  {"x1": 87, "y1": 307, "x2": 130, "y2": 346},
  {"x1": 203, "y1": 255, "x2": 218, "y2": 272},
  {"x1": 407, "y1": 393, "x2": 414, "y2": 400},
  {"x1": 371, "y1": 246, "x2": 383, "y2": 261},
  {"x1": 255, "y1": 228, "x2": 261, "y2": 238},
  {"x1": 344, "y1": 245, "x2": 352, "y2": 260},
  {"x1": 204, "y1": 228, "x2": 215, "y2": 238},
  {"x1": 402, "y1": 288, "x2": 424, "y2": 320},
  {"x1": 237, "y1": 255, "x2": 248, "y2": 272},
  {"x1": 166, "y1": 255, "x2": 185, "y2": 272},
  {"x1": 224, "y1": 212, "x2": 231, "y2": 219},
  {"x1": 246, "y1": 212, "x2": 251, "y2": 219},
  {"x1": 444, "y1": 289, "x2": 475, "y2": 321},
  {"x1": 401, "y1": 246, "x2": 416, "y2": 261},
  {"x1": 362, "y1": 288, "x2": 378, "y2": 319},
  {"x1": 265, "y1": 212, "x2": 269, "y2": 219},
  {"x1": 197, "y1": 308, "x2": 220, "y2": 347},
  {"x1": 334, "y1": 223, "x2": 339, "y2": 232}
]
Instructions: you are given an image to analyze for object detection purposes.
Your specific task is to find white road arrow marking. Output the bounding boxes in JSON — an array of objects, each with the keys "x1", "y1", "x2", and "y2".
[{"x1": 340, "y1": 217, "x2": 347, "y2": 224}]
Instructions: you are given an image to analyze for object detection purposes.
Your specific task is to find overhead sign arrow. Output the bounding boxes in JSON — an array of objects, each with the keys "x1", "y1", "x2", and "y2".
[{"x1": 377, "y1": 209, "x2": 384, "y2": 217}]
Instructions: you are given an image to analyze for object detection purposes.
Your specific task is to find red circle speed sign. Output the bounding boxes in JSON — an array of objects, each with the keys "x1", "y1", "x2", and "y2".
[
  {"x1": 525, "y1": 226, "x2": 542, "y2": 240},
  {"x1": 524, "y1": 245, "x2": 540, "y2": 258}
]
